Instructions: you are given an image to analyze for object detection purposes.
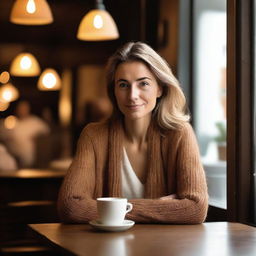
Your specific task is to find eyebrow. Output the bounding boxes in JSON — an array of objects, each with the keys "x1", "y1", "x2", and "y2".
[{"x1": 116, "y1": 77, "x2": 152, "y2": 83}]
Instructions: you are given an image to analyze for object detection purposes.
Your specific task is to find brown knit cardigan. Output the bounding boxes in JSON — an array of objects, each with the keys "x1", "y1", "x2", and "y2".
[{"x1": 57, "y1": 120, "x2": 208, "y2": 224}]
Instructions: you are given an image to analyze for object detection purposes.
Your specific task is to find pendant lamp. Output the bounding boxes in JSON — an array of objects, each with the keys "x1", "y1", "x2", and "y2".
[
  {"x1": 37, "y1": 68, "x2": 61, "y2": 91},
  {"x1": 0, "y1": 83, "x2": 20, "y2": 102},
  {"x1": 10, "y1": 0, "x2": 53, "y2": 25},
  {"x1": 10, "y1": 52, "x2": 41, "y2": 77},
  {"x1": 0, "y1": 71, "x2": 10, "y2": 84},
  {"x1": 77, "y1": 0, "x2": 119, "y2": 41}
]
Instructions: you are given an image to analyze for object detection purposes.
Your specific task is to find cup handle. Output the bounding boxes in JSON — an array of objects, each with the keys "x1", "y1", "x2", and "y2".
[{"x1": 126, "y1": 202, "x2": 133, "y2": 213}]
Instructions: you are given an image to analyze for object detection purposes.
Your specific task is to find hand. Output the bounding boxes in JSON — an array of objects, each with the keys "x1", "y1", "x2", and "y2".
[{"x1": 160, "y1": 194, "x2": 177, "y2": 200}]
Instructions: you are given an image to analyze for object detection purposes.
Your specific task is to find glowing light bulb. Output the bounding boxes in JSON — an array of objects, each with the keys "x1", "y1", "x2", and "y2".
[
  {"x1": 20, "y1": 56, "x2": 32, "y2": 70},
  {"x1": 42, "y1": 73, "x2": 57, "y2": 88},
  {"x1": 4, "y1": 115, "x2": 17, "y2": 129},
  {"x1": 38, "y1": 68, "x2": 61, "y2": 90},
  {"x1": 2, "y1": 90, "x2": 13, "y2": 102},
  {"x1": 93, "y1": 15, "x2": 103, "y2": 29},
  {"x1": 0, "y1": 83, "x2": 19, "y2": 102},
  {"x1": 0, "y1": 71, "x2": 10, "y2": 84},
  {"x1": 26, "y1": 0, "x2": 36, "y2": 14},
  {"x1": 0, "y1": 101, "x2": 9, "y2": 111}
]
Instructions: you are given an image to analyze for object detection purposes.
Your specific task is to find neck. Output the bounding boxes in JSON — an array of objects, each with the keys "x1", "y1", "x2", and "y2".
[{"x1": 123, "y1": 116, "x2": 151, "y2": 145}]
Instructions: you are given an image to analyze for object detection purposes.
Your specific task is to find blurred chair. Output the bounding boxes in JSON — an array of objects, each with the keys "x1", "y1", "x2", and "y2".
[{"x1": 0, "y1": 169, "x2": 64, "y2": 255}]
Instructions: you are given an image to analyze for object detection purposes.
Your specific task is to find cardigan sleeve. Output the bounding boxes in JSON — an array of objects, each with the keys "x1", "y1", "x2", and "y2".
[
  {"x1": 57, "y1": 127, "x2": 98, "y2": 223},
  {"x1": 127, "y1": 123, "x2": 208, "y2": 224}
]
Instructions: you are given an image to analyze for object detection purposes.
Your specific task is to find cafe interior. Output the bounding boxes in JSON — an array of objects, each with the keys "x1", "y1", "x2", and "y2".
[{"x1": 0, "y1": 0, "x2": 255, "y2": 255}]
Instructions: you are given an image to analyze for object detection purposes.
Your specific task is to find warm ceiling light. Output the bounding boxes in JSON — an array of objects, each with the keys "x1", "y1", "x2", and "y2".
[
  {"x1": 10, "y1": 52, "x2": 41, "y2": 77},
  {"x1": 0, "y1": 71, "x2": 10, "y2": 84},
  {"x1": 0, "y1": 83, "x2": 20, "y2": 102},
  {"x1": 0, "y1": 100, "x2": 10, "y2": 112},
  {"x1": 38, "y1": 68, "x2": 61, "y2": 91},
  {"x1": 10, "y1": 0, "x2": 53, "y2": 25},
  {"x1": 4, "y1": 115, "x2": 18, "y2": 130},
  {"x1": 77, "y1": 0, "x2": 119, "y2": 41},
  {"x1": 59, "y1": 69, "x2": 72, "y2": 127}
]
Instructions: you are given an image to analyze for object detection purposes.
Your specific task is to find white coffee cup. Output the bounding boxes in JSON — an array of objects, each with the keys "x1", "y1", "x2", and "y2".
[{"x1": 97, "y1": 197, "x2": 133, "y2": 226}]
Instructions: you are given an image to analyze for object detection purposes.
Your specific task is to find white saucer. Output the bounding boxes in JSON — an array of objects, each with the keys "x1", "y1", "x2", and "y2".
[{"x1": 89, "y1": 220, "x2": 135, "y2": 232}]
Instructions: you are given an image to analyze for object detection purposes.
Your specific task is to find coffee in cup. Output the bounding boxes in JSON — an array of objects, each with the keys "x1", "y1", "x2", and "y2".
[{"x1": 96, "y1": 197, "x2": 133, "y2": 225}]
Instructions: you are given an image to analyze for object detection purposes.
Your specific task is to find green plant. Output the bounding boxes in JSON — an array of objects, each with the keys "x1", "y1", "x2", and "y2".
[{"x1": 214, "y1": 121, "x2": 226, "y2": 143}]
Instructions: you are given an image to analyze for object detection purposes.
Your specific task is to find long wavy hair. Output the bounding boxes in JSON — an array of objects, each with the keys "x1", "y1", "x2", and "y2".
[{"x1": 105, "y1": 41, "x2": 190, "y2": 130}]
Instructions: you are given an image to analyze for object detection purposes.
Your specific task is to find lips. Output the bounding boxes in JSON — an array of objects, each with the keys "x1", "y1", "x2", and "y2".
[{"x1": 126, "y1": 104, "x2": 144, "y2": 110}]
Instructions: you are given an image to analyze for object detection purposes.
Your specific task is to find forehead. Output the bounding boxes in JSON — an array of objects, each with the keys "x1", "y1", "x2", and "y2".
[{"x1": 114, "y1": 61, "x2": 154, "y2": 80}]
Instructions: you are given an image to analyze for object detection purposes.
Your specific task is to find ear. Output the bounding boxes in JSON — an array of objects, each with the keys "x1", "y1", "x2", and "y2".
[{"x1": 157, "y1": 85, "x2": 163, "y2": 98}]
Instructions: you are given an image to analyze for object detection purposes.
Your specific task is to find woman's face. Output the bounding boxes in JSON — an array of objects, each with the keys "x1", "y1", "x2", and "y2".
[{"x1": 114, "y1": 61, "x2": 162, "y2": 121}]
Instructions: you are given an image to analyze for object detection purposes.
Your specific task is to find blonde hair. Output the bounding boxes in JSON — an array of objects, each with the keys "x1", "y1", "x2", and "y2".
[{"x1": 106, "y1": 41, "x2": 190, "y2": 130}]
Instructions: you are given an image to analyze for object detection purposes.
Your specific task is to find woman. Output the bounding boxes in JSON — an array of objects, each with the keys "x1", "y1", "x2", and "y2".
[{"x1": 58, "y1": 42, "x2": 208, "y2": 224}]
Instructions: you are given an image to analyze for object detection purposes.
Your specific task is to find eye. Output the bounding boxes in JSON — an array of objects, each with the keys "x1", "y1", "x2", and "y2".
[
  {"x1": 139, "y1": 81, "x2": 149, "y2": 87},
  {"x1": 118, "y1": 82, "x2": 129, "y2": 88}
]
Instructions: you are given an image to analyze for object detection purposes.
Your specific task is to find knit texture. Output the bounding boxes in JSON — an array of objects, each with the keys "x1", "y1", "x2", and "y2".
[{"x1": 57, "y1": 120, "x2": 208, "y2": 224}]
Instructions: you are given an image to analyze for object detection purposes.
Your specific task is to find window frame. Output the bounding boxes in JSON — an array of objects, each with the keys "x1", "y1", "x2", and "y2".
[{"x1": 227, "y1": 0, "x2": 254, "y2": 224}]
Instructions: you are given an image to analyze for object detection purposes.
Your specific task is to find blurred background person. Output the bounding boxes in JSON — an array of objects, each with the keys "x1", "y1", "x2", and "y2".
[
  {"x1": 0, "y1": 100, "x2": 50, "y2": 168},
  {"x1": 0, "y1": 142, "x2": 17, "y2": 172}
]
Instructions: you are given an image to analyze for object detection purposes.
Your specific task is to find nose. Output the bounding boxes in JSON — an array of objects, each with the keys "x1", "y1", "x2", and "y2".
[{"x1": 129, "y1": 85, "x2": 139, "y2": 100}]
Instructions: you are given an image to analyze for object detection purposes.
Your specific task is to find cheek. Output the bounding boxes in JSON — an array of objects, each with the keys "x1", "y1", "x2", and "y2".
[
  {"x1": 148, "y1": 89, "x2": 159, "y2": 101},
  {"x1": 145, "y1": 90, "x2": 159, "y2": 108}
]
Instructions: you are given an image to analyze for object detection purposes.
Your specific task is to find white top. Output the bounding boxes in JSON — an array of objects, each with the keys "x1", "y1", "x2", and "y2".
[{"x1": 121, "y1": 148, "x2": 144, "y2": 199}]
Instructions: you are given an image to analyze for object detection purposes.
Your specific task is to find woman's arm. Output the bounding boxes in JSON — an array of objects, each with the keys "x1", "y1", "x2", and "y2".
[
  {"x1": 127, "y1": 123, "x2": 208, "y2": 224},
  {"x1": 57, "y1": 128, "x2": 98, "y2": 223}
]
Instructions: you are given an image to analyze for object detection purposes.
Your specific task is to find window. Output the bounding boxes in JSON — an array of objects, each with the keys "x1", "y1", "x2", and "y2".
[{"x1": 193, "y1": 0, "x2": 227, "y2": 209}]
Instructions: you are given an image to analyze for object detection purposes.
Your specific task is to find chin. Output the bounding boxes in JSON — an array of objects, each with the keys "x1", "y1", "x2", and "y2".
[{"x1": 124, "y1": 112, "x2": 152, "y2": 121}]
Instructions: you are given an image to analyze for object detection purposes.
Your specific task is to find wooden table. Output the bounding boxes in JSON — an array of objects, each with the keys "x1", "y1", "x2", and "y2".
[{"x1": 29, "y1": 222, "x2": 256, "y2": 256}]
